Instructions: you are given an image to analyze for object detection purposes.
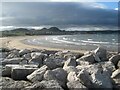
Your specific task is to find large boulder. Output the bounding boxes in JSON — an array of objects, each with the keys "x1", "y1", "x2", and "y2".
[
  {"x1": 27, "y1": 65, "x2": 48, "y2": 82},
  {"x1": 91, "y1": 69, "x2": 112, "y2": 88},
  {"x1": 43, "y1": 58, "x2": 57, "y2": 69},
  {"x1": 0, "y1": 52, "x2": 8, "y2": 58},
  {"x1": 29, "y1": 53, "x2": 47, "y2": 67},
  {"x1": 2, "y1": 64, "x2": 38, "y2": 77},
  {"x1": 7, "y1": 49, "x2": 20, "y2": 59},
  {"x1": 63, "y1": 66, "x2": 78, "y2": 74},
  {"x1": 2, "y1": 58, "x2": 23, "y2": 66},
  {"x1": 0, "y1": 77, "x2": 31, "y2": 89},
  {"x1": 24, "y1": 80, "x2": 64, "y2": 90},
  {"x1": 63, "y1": 52, "x2": 84, "y2": 60},
  {"x1": 76, "y1": 64, "x2": 113, "y2": 88},
  {"x1": 77, "y1": 69, "x2": 94, "y2": 88},
  {"x1": 117, "y1": 61, "x2": 120, "y2": 68},
  {"x1": 44, "y1": 68, "x2": 67, "y2": 88},
  {"x1": 41, "y1": 50, "x2": 58, "y2": 55},
  {"x1": 43, "y1": 58, "x2": 65, "y2": 69},
  {"x1": 111, "y1": 69, "x2": 120, "y2": 84},
  {"x1": 76, "y1": 64, "x2": 103, "y2": 74},
  {"x1": 67, "y1": 72, "x2": 79, "y2": 82},
  {"x1": 76, "y1": 53, "x2": 95, "y2": 64},
  {"x1": 11, "y1": 66, "x2": 37, "y2": 80},
  {"x1": 94, "y1": 47, "x2": 107, "y2": 61},
  {"x1": 23, "y1": 53, "x2": 32, "y2": 60},
  {"x1": 67, "y1": 80, "x2": 88, "y2": 90},
  {"x1": 63, "y1": 58, "x2": 76, "y2": 67},
  {"x1": 109, "y1": 54, "x2": 120, "y2": 68},
  {"x1": 0, "y1": 48, "x2": 10, "y2": 52},
  {"x1": 52, "y1": 68, "x2": 67, "y2": 87},
  {"x1": 99, "y1": 61, "x2": 116, "y2": 75},
  {"x1": 19, "y1": 49, "x2": 31, "y2": 56}
]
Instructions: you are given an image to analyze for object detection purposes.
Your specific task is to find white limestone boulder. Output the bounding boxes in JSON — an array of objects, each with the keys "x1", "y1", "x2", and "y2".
[
  {"x1": 63, "y1": 58, "x2": 76, "y2": 67},
  {"x1": 2, "y1": 58, "x2": 23, "y2": 66},
  {"x1": 27, "y1": 65, "x2": 48, "y2": 82},
  {"x1": 111, "y1": 69, "x2": 120, "y2": 84},
  {"x1": 76, "y1": 53, "x2": 95, "y2": 64},
  {"x1": 109, "y1": 54, "x2": 120, "y2": 67},
  {"x1": 67, "y1": 80, "x2": 88, "y2": 90},
  {"x1": 11, "y1": 66, "x2": 37, "y2": 80},
  {"x1": 24, "y1": 80, "x2": 64, "y2": 90},
  {"x1": 94, "y1": 47, "x2": 107, "y2": 61},
  {"x1": 44, "y1": 68, "x2": 67, "y2": 88},
  {"x1": 63, "y1": 66, "x2": 78, "y2": 74}
]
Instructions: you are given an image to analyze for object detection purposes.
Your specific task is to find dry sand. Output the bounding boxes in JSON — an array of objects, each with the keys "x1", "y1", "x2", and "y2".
[{"x1": 0, "y1": 36, "x2": 87, "y2": 53}]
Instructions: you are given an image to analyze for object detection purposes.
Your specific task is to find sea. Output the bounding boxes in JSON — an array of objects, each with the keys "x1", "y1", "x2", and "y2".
[{"x1": 24, "y1": 33, "x2": 120, "y2": 52}]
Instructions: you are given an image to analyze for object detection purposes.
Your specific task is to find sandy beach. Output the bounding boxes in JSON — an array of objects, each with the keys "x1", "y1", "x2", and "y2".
[{"x1": 0, "y1": 36, "x2": 87, "y2": 53}]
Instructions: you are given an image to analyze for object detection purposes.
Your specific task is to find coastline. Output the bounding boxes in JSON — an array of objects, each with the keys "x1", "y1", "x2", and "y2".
[{"x1": 0, "y1": 36, "x2": 88, "y2": 53}]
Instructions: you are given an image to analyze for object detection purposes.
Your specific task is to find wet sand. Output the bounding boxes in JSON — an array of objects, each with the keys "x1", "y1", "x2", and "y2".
[{"x1": 0, "y1": 36, "x2": 87, "y2": 53}]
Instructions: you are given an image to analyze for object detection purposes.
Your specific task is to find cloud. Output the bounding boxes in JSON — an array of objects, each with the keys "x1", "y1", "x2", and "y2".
[
  {"x1": 2, "y1": 2, "x2": 118, "y2": 28},
  {"x1": 1, "y1": 0, "x2": 119, "y2": 2},
  {"x1": 114, "y1": 8, "x2": 118, "y2": 10}
]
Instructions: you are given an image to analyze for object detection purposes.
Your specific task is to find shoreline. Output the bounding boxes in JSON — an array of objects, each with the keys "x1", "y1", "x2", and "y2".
[{"x1": 0, "y1": 36, "x2": 88, "y2": 53}]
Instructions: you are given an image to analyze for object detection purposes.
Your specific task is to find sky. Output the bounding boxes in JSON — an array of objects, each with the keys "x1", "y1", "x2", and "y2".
[{"x1": 0, "y1": 1, "x2": 119, "y2": 31}]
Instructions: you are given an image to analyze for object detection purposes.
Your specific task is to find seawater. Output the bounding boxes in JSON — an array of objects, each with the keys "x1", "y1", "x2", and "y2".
[{"x1": 25, "y1": 33, "x2": 120, "y2": 52}]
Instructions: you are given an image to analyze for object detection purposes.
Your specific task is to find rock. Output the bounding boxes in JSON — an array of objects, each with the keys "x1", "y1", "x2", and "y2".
[
  {"x1": 30, "y1": 52, "x2": 47, "y2": 66},
  {"x1": 7, "y1": 53, "x2": 19, "y2": 59},
  {"x1": 64, "y1": 52, "x2": 84, "y2": 60},
  {"x1": 0, "y1": 48, "x2": 10, "y2": 52},
  {"x1": 41, "y1": 50, "x2": 58, "y2": 55},
  {"x1": 44, "y1": 68, "x2": 67, "y2": 88},
  {"x1": 52, "y1": 68, "x2": 67, "y2": 87},
  {"x1": 76, "y1": 60, "x2": 91, "y2": 66},
  {"x1": 31, "y1": 48, "x2": 42, "y2": 52},
  {"x1": 43, "y1": 58, "x2": 57, "y2": 69},
  {"x1": 23, "y1": 53, "x2": 32, "y2": 60},
  {"x1": 27, "y1": 65, "x2": 48, "y2": 82},
  {"x1": 44, "y1": 58, "x2": 65, "y2": 69},
  {"x1": 19, "y1": 49, "x2": 31, "y2": 56},
  {"x1": 77, "y1": 69, "x2": 93, "y2": 88},
  {"x1": 91, "y1": 69, "x2": 112, "y2": 88},
  {"x1": 94, "y1": 47, "x2": 107, "y2": 61},
  {"x1": 24, "y1": 80, "x2": 63, "y2": 90},
  {"x1": 11, "y1": 66, "x2": 37, "y2": 80},
  {"x1": 2, "y1": 58, "x2": 23, "y2": 66},
  {"x1": 31, "y1": 52, "x2": 47, "y2": 59},
  {"x1": 76, "y1": 53, "x2": 95, "y2": 64},
  {"x1": 76, "y1": 64, "x2": 113, "y2": 88},
  {"x1": 63, "y1": 58, "x2": 76, "y2": 67},
  {"x1": 67, "y1": 72, "x2": 79, "y2": 82},
  {"x1": 44, "y1": 70, "x2": 56, "y2": 80},
  {"x1": 7, "y1": 49, "x2": 20, "y2": 59},
  {"x1": 63, "y1": 66, "x2": 78, "y2": 74},
  {"x1": 0, "y1": 77, "x2": 31, "y2": 89},
  {"x1": 76, "y1": 64, "x2": 103, "y2": 75},
  {"x1": 0, "y1": 52, "x2": 8, "y2": 58},
  {"x1": 109, "y1": 54, "x2": 120, "y2": 68},
  {"x1": 117, "y1": 61, "x2": 120, "y2": 68},
  {"x1": 100, "y1": 61, "x2": 116, "y2": 75},
  {"x1": 111, "y1": 69, "x2": 120, "y2": 84},
  {"x1": 67, "y1": 80, "x2": 88, "y2": 90},
  {"x1": 2, "y1": 64, "x2": 38, "y2": 77}
]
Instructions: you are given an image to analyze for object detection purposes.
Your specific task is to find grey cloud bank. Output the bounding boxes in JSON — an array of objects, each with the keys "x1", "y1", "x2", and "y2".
[{"x1": 1, "y1": 2, "x2": 118, "y2": 30}]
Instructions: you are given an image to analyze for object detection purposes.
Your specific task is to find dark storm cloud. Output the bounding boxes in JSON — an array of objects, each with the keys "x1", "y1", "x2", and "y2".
[{"x1": 2, "y1": 2, "x2": 118, "y2": 26}]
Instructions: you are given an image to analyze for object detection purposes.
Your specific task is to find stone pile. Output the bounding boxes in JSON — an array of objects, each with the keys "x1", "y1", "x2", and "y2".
[{"x1": 0, "y1": 47, "x2": 120, "y2": 90}]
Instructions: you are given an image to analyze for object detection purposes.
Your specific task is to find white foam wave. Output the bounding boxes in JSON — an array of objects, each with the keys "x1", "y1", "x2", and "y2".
[{"x1": 81, "y1": 40, "x2": 110, "y2": 44}]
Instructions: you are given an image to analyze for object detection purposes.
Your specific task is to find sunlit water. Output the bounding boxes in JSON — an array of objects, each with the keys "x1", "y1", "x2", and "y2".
[{"x1": 23, "y1": 33, "x2": 120, "y2": 52}]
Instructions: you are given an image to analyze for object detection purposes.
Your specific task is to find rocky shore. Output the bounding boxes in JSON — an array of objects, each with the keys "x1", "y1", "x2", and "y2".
[{"x1": 0, "y1": 47, "x2": 120, "y2": 90}]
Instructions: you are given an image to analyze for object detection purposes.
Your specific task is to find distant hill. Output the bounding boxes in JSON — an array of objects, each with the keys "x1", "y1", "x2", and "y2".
[
  {"x1": 11, "y1": 28, "x2": 30, "y2": 32},
  {"x1": 0, "y1": 27, "x2": 120, "y2": 37}
]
